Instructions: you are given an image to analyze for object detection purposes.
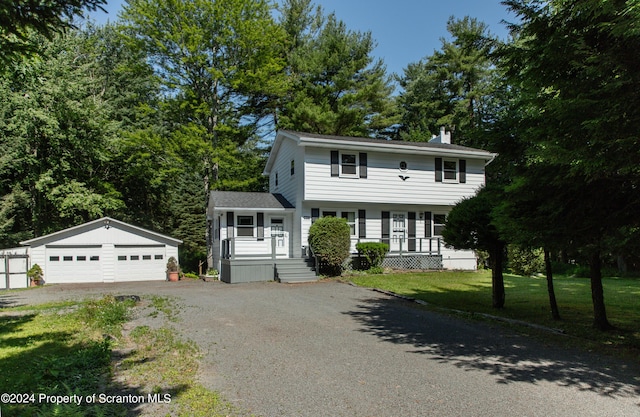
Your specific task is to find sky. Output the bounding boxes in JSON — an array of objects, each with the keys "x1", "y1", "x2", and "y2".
[{"x1": 87, "y1": 0, "x2": 514, "y2": 78}]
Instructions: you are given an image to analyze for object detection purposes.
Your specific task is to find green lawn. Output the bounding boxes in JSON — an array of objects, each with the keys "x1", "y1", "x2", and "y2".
[
  {"x1": 0, "y1": 297, "x2": 133, "y2": 416},
  {"x1": 346, "y1": 270, "x2": 640, "y2": 361},
  {"x1": 0, "y1": 295, "x2": 235, "y2": 417}
]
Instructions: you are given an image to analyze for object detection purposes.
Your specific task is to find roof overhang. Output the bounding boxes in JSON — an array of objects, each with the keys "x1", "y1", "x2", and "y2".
[
  {"x1": 20, "y1": 217, "x2": 183, "y2": 247},
  {"x1": 264, "y1": 130, "x2": 497, "y2": 174}
]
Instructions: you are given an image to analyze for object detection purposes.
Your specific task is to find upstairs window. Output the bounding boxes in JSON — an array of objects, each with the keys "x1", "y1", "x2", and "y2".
[
  {"x1": 443, "y1": 160, "x2": 457, "y2": 181},
  {"x1": 341, "y1": 153, "x2": 357, "y2": 176},
  {"x1": 435, "y1": 158, "x2": 466, "y2": 183},
  {"x1": 331, "y1": 151, "x2": 367, "y2": 178}
]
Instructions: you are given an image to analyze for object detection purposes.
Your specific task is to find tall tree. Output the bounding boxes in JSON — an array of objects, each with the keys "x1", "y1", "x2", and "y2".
[
  {"x1": 276, "y1": 0, "x2": 397, "y2": 138},
  {"x1": 0, "y1": 30, "x2": 124, "y2": 241},
  {"x1": 0, "y1": 0, "x2": 106, "y2": 62},
  {"x1": 500, "y1": 0, "x2": 640, "y2": 330},
  {"x1": 121, "y1": 0, "x2": 288, "y2": 267},
  {"x1": 396, "y1": 16, "x2": 499, "y2": 145}
]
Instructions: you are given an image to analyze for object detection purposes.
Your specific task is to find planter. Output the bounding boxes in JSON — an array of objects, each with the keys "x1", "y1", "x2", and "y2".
[
  {"x1": 202, "y1": 274, "x2": 219, "y2": 282},
  {"x1": 30, "y1": 279, "x2": 41, "y2": 287},
  {"x1": 167, "y1": 271, "x2": 179, "y2": 282}
]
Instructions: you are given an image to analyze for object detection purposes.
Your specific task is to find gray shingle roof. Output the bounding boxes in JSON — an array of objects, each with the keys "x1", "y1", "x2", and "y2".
[
  {"x1": 210, "y1": 191, "x2": 294, "y2": 210},
  {"x1": 280, "y1": 130, "x2": 493, "y2": 155}
]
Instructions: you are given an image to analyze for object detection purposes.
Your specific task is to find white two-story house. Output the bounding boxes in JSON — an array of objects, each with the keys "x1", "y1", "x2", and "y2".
[{"x1": 208, "y1": 130, "x2": 496, "y2": 283}]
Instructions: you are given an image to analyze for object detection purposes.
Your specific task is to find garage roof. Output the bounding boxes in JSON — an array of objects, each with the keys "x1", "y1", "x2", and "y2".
[{"x1": 20, "y1": 217, "x2": 183, "y2": 247}]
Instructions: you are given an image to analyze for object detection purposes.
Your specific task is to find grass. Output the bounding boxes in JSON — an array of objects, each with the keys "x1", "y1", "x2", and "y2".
[
  {"x1": 0, "y1": 294, "x2": 237, "y2": 417},
  {"x1": 345, "y1": 269, "x2": 640, "y2": 361},
  {"x1": 0, "y1": 295, "x2": 134, "y2": 416},
  {"x1": 119, "y1": 324, "x2": 235, "y2": 417}
]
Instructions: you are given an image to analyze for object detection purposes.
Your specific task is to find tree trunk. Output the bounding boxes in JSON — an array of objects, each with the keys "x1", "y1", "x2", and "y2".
[
  {"x1": 589, "y1": 250, "x2": 613, "y2": 331},
  {"x1": 490, "y1": 243, "x2": 505, "y2": 309},
  {"x1": 544, "y1": 248, "x2": 561, "y2": 320}
]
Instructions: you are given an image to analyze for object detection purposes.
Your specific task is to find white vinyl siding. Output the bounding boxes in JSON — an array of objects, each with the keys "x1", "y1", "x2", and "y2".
[
  {"x1": 25, "y1": 221, "x2": 179, "y2": 284},
  {"x1": 303, "y1": 147, "x2": 485, "y2": 206},
  {"x1": 269, "y1": 137, "x2": 302, "y2": 206}
]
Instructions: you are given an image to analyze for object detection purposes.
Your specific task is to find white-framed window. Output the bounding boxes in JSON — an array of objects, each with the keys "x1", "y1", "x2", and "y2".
[
  {"x1": 433, "y1": 214, "x2": 447, "y2": 236},
  {"x1": 342, "y1": 211, "x2": 356, "y2": 236},
  {"x1": 237, "y1": 215, "x2": 254, "y2": 237},
  {"x1": 443, "y1": 160, "x2": 458, "y2": 182},
  {"x1": 340, "y1": 152, "x2": 358, "y2": 177}
]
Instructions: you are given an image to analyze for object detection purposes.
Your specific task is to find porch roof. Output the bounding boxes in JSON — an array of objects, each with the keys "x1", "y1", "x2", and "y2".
[{"x1": 210, "y1": 191, "x2": 295, "y2": 211}]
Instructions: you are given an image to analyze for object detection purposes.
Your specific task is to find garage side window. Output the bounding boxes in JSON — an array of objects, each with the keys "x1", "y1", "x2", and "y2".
[
  {"x1": 49, "y1": 256, "x2": 60, "y2": 261},
  {"x1": 118, "y1": 255, "x2": 127, "y2": 261},
  {"x1": 154, "y1": 255, "x2": 163, "y2": 260}
]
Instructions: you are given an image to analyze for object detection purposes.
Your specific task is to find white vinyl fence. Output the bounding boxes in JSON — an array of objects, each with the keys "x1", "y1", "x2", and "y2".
[{"x1": 0, "y1": 248, "x2": 30, "y2": 289}]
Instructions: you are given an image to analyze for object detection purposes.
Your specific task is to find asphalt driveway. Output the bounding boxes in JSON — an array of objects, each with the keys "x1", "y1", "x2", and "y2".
[{"x1": 2, "y1": 280, "x2": 639, "y2": 416}]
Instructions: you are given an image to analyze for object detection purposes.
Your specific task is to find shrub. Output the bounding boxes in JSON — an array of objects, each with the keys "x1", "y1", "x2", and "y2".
[
  {"x1": 308, "y1": 216, "x2": 351, "y2": 276},
  {"x1": 27, "y1": 264, "x2": 44, "y2": 284},
  {"x1": 507, "y1": 245, "x2": 544, "y2": 276},
  {"x1": 355, "y1": 242, "x2": 389, "y2": 270},
  {"x1": 367, "y1": 265, "x2": 385, "y2": 274}
]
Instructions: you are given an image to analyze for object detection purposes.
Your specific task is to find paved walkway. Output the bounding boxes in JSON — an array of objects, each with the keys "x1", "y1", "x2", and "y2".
[{"x1": 2, "y1": 280, "x2": 639, "y2": 416}]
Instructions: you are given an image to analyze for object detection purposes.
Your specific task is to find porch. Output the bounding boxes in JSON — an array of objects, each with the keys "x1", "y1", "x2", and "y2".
[
  {"x1": 218, "y1": 236, "x2": 448, "y2": 283},
  {"x1": 219, "y1": 235, "x2": 316, "y2": 283},
  {"x1": 346, "y1": 237, "x2": 444, "y2": 271}
]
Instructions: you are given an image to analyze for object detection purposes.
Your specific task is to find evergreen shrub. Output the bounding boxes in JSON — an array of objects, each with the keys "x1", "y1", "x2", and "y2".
[
  {"x1": 308, "y1": 217, "x2": 351, "y2": 276},
  {"x1": 355, "y1": 242, "x2": 389, "y2": 270}
]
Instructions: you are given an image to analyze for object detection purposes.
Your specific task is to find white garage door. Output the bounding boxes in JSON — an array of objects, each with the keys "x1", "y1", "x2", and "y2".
[
  {"x1": 115, "y1": 246, "x2": 167, "y2": 282},
  {"x1": 45, "y1": 246, "x2": 103, "y2": 284}
]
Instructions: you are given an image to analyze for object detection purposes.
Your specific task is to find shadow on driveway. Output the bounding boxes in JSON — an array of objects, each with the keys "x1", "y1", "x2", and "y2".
[{"x1": 345, "y1": 295, "x2": 640, "y2": 402}]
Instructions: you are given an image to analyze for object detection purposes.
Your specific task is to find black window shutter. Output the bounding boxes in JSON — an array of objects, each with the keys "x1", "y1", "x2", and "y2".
[
  {"x1": 331, "y1": 151, "x2": 339, "y2": 177},
  {"x1": 424, "y1": 211, "x2": 432, "y2": 238},
  {"x1": 359, "y1": 152, "x2": 368, "y2": 178},
  {"x1": 358, "y1": 209, "x2": 366, "y2": 238},
  {"x1": 435, "y1": 158, "x2": 443, "y2": 182},
  {"x1": 227, "y1": 211, "x2": 234, "y2": 238},
  {"x1": 408, "y1": 212, "x2": 416, "y2": 251},
  {"x1": 382, "y1": 211, "x2": 390, "y2": 246},
  {"x1": 311, "y1": 208, "x2": 319, "y2": 223},
  {"x1": 459, "y1": 159, "x2": 466, "y2": 183},
  {"x1": 257, "y1": 212, "x2": 264, "y2": 241}
]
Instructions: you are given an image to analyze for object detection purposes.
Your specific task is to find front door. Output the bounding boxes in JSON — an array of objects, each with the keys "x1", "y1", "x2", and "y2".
[
  {"x1": 391, "y1": 212, "x2": 406, "y2": 252},
  {"x1": 270, "y1": 218, "x2": 288, "y2": 257}
]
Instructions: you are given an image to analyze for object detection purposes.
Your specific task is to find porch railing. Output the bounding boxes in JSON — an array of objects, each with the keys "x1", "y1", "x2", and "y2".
[
  {"x1": 221, "y1": 236, "x2": 278, "y2": 260},
  {"x1": 351, "y1": 237, "x2": 442, "y2": 256}
]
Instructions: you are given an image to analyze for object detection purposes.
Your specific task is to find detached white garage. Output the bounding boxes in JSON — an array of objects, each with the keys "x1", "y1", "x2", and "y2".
[{"x1": 20, "y1": 217, "x2": 182, "y2": 285}]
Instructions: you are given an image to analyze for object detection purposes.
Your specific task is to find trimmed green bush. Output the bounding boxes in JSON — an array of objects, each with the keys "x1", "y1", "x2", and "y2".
[
  {"x1": 355, "y1": 242, "x2": 389, "y2": 270},
  {"x1": 308, "y1": 216, "x2": 351, "y2": 276}
]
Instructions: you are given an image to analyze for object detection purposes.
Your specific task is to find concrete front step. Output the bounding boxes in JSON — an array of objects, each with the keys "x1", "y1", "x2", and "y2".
[{"x1": 275, "y1": 259, "x2": 317, "y2": 283}]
